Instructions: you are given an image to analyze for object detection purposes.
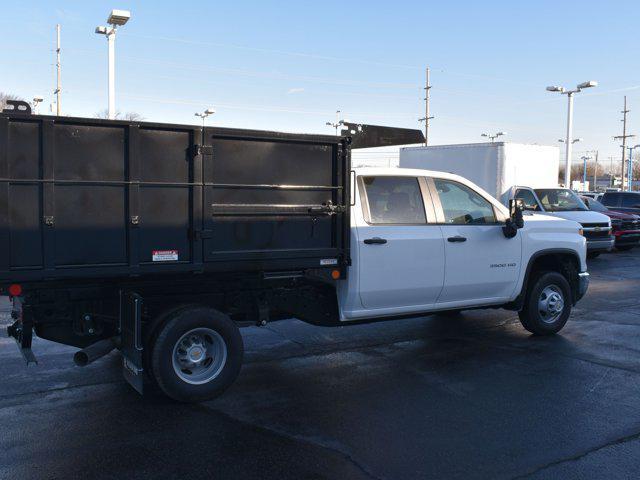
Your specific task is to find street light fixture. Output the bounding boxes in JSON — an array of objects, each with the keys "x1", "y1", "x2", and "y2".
[
  {"x1": 95, "y1": 9, "x2": 131, "y2": 120},
  {"x1": 546, "y1": 80, "x2": 597, "y2": 187},
  {"x1": 558, "y1": 138, "x2": 582, "y2": 144},
  {"x1": 481, "y1": 131, "x2": 506, "y2": 142},
  {"x1": 32, "y1": 96, "x2": 44, "y2": 115},
  {"x1": 195, "y1": 107, "x2": 216, "y2": 127},
  {"x1": 325, "y1": 110, "x2": 344, "y2": 136}
]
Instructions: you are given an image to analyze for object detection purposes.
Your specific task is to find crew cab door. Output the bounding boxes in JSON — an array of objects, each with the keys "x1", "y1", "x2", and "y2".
[
  {"x1": 429, "y1": 177, "x2": 521, "y2": 305},
  {"x1": 354, "y1": 175, "x2": 445, "y2": 311}
]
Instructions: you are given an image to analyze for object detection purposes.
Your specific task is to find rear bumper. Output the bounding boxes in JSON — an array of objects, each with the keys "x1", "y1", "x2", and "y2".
[
  {"x1": 576, "y1": 272, "x2": 589, "y2": 302},
  {"x1": 586, "y1": 237, "x2": 614, "y2": 252}
]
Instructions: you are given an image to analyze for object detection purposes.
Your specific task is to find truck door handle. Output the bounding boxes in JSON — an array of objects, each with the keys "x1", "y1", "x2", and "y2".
[
  {"x1": 364, "y1": 237, "x2": 387, "y2": 245},
  {"x1": 447, "y1": 236, "x2": 467, "y2": 243}
]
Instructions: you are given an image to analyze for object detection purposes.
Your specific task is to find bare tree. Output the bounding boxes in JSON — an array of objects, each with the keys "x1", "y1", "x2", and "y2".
[
  {"x1": 95, "y1": 109, "x2": 144, "y2": 121},
  {"x1": 0, "y1": 92, "x2": 24, "y2": 110}
]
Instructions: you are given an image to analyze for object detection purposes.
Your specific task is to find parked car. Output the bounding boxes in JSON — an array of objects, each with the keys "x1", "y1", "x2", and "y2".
[
  {"x1": 1, "y1": 111, "x2": 590, "y2": 402},
  {"x1": 601, "y1": 191, "x2": 640, "y2": 215},
  {"x1": 581, "y1": 196, "x2": 640, "y2": 251},
  {"x1": 512, "y1": 187, "x2": 613, "y2": 258},
  {"x1": 580, "y1": 192, "x2": 603, "y2": 201}
]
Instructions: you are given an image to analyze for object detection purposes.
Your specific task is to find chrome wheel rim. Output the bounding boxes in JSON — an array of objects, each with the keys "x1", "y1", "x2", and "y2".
[
  {"x1": 538, "y1": 285, "x2": 565, "y2": 324},
  {"x1": 172, "y1": 328, "x2": 227, "y2": 385}
]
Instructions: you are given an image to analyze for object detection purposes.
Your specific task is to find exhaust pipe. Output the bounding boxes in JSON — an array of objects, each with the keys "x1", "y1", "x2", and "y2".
[{"x1": 74, "y1": 338, "x2": 117, "y2": 367}]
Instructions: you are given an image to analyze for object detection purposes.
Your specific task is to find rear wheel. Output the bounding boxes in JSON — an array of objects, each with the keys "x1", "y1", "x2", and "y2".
[
  {"x1": 151, "y1": 306, "x2": 243, "y2": 402},
  {"x1": 587, "y1": 252, "x2": 601, "y2": 259},
  {"x1": 616, "y1": 245, "x2": 634, "y2": 251},
  {"x1": 518, "y1": 271, "x2": 571, "y2": 336}
]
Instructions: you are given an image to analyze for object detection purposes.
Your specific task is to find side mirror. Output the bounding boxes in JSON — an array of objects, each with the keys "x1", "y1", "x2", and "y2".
[{"x1": 503, "y1": 199, "x2": 524, "y2": 238}]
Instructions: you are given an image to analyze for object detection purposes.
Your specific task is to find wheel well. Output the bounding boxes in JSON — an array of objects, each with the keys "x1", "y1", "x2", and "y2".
[
  {"x1": 527, "y1": 253, "x2": 579, "y2": 304},
  {"x1": 505, "y1": 251, "x2": 579, "y2": 311}
]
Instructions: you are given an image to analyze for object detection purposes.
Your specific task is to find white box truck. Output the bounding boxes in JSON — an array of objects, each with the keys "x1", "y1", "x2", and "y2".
[{"x1": 400, "y1": 142, "x2": 614, "y2": 258}]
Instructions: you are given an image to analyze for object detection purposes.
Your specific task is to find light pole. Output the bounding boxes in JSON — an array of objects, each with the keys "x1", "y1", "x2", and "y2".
[
  {"x1": 326, "y1": 110, "x2": 344, "y2": 136},
  {"x1": 580, "y1": 155, "x2": 591, "y2": 189},
  {"x1": 32, "y1": 96, "x2": 43, "y2": 115},
  {"x1": 627, "y1": 144, "x2": 640, "y2": 191},
  {"x1": 481, "y1": 131, "x2": 506, "y2": 143},
  {"x1": 195, "y1": 108, "x2": 216, "y2": 127},
  {"x1": 558, "y1": 138, "x2": 582, "y2": 186},
  {"x1": 95, "y1": 9, "x2": 131, "y2": 120},
  {"x1": 546, "y1": 80, "x2": 597, "y2": 187}
]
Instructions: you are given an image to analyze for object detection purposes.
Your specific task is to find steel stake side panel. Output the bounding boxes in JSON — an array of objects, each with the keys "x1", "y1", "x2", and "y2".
[{"x1": 0, "y1": 114, "x2": 350, "y2": 284}]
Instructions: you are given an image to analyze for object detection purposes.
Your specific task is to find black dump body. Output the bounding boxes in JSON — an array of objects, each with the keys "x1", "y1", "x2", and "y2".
[{"x1": 0, "y1": 113, "x2": 350, "y2": 287}]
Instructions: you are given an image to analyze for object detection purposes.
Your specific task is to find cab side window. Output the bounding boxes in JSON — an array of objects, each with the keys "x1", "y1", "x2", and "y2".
[
  {"x1": 514, "y1": 189, "x2": 540, "y2": 211},
  {"x1": 362, "y1": 176, "x2": 427, "y2": 224},
  {"x1": 601, "y1": 193, "x2": 621, "y2": 207},
  {"x1": 433, "y1": 179, "x2": 496, "y2": 225},
  {"x1": 622, "y1": 194, "x2": 640, "y2": 208}
]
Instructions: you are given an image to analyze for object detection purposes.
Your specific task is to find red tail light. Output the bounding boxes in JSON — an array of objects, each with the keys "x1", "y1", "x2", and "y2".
[{"x1": 8, "y1": 284, "x2": 23, "y2": 297}]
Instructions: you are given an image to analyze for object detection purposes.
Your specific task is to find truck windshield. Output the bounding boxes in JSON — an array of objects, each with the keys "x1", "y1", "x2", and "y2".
[
  {"x1": 534, "y1": 189, "x2": 588, "y2": 212},
  {"x1": 582, "y1": 197, "x2": 608, "y2": 213}
]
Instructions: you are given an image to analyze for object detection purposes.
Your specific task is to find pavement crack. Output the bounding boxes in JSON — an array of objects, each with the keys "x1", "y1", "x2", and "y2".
[
  {"x1": 199, "y1": 405, "x2": 385, "y2": 480},
  {"x1": 0, "y1": 379, "x2": 123, "y2": 401},
  {"x1": 511, "y1": 429, "x2": 640, "y2": 479}
]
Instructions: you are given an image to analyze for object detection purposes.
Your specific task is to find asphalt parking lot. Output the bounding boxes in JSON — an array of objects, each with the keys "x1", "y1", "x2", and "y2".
[{"x1": 1, "y1": 250, "x2": 640, "y2": 480}]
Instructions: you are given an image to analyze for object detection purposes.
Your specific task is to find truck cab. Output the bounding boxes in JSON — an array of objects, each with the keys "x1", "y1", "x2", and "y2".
[
  {"x1": 339, "y1": 168, "x2": 589, "y2": 326},
  {"x1": 510, "y1": 186, "x2": 613, "y2": 258}
]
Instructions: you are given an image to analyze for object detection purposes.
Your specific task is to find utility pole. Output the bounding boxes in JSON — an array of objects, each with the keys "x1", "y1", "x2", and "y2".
[
  {"x1": 54, "y1": 24, "x2": 61, "y2": 116},
  {"x1": 418, "y1": 67, "x2": 433, "y2": 146},
  {"x1": 613, "y1": 96, "x2": 635, "y2": 190}
]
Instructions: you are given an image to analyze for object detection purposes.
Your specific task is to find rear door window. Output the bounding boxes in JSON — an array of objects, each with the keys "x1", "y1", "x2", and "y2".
[{"x1": 361, "y1": 176, "x2": 427, "y2": 224}]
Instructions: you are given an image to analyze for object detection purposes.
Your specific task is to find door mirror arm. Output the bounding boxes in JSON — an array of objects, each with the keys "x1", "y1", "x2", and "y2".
[{"x1": 503, "y1": 199, "x2": 524, "y2": 238}]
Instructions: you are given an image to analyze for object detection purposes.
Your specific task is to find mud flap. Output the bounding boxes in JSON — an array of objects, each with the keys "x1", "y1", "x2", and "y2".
[
  {"x1": 6, "y1": 298, "x2": 38, "y2": 365},
  {"x1": 120, "y1": 291, "x2": 144, "y2": 395}
]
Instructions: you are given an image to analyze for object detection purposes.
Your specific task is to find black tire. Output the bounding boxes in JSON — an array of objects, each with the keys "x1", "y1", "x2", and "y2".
[
  {"x1": 587, "y1": 252, "x2": 600, "y2": 259},
  {"x1": 151, "y1": 306, "x2": 243, "y2": 402},
  {"x1": 616, "y1": 245, "x2": 634, "y2": 251},
  {"x1": 518, "y1": 271, "x2": 572, "y2": 336},
  {"x1": 143, "y1": 304, "x2": 196, "y2": 386}
]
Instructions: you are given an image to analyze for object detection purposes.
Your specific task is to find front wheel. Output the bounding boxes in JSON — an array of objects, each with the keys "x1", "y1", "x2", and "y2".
[
  {"x1": 518, "y1": 271, "x2": 572, "y2": 336},
  {"x1": 150, "y1": 306, "x2": 243, "y2": 402}
]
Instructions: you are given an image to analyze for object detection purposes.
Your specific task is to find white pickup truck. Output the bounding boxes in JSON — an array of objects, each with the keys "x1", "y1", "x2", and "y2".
[{"x1": 340, "y1": 168, "x2": 588, "y2": 330}]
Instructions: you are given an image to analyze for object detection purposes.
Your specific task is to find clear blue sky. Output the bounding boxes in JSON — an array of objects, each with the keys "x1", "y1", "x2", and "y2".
[{"x1": 1, "y1": 0, "x2": 639, "y2": 168}]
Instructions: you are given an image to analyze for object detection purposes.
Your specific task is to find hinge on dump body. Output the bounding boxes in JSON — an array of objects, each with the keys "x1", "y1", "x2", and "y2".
[
  {"x1": 6, "y1": 298, "x2": 38, "y2": 365},
  {"x1": 193, "y1": 144, "x2": 213, "y2": 157}
]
